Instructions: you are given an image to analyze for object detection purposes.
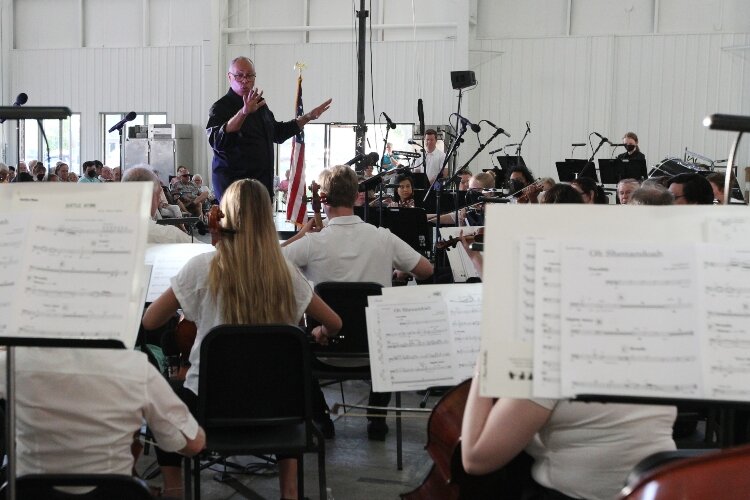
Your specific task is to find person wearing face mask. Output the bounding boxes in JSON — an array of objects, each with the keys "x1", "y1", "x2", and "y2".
[
  {"x1": 617, "y1": 131, "x2": 646, "y2": 163},
  {"x1": 508, "y1": 165, "x2": 540, "y2": 204},
  {"x1": 77, "y1": 160, "x2": 102, "y2": 183}
]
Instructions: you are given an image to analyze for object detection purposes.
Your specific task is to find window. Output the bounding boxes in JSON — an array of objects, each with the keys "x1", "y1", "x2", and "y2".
[
  {"x1": 102, "y1": 112, "x2": 167, "y2": 167},
  {"x1": 20, "y1": 114, "x2": 81, "y2": 172}
]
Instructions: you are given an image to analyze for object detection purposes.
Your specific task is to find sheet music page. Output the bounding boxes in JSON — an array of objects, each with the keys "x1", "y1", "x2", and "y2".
[
  {"x1": 6, "y1": 183, "x2": 151, "y2": 348},
  {"x1": 698, "y1": 244, "x2": 750, "y2": 401},
  {"x1": 532, "y1": 240, "x2": 562, "y2": 398},
  {"x1": 0, "y1": 213, "x2": 29, "y2": 339},
  {"x1": 438, "y1": 226, "x2": 481, "y2": 282},
  {"x1": 560, "y1": 241, "x2": 702, "y2": 399},
  {"x1": 517, "y1": 239, "x2": 538, "y2": 344},
  {"x1": 442, "y1": 284, "x2": 483, "y2": 381},
  {"x1": 145, "y1": 243, "x2": 214, "y2": 301},
  {"x1": 704, "y1": 216, "x2": 750, "y2": 245},
  {"x1": 367, "y1": 291, "x2": 456, "y2": 392}
]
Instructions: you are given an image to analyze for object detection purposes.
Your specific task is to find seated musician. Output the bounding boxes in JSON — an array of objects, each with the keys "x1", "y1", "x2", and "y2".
[
  {"x1": 282, "y1": 164, "x2": 433, "y2": 441},
  {"x1": 628, "y1": 185, "x2": 675, "y2": 205},
  {"x1": 666, "y1": 173, "x2": 714, "y2": 205},
  {"x1": 617, "y1": 131, "x2": 646, "y2": 163},
  {"x1": 389, "y1": 173, "x2": 416, "y2": 208},
  {"x1": 617, "y1": 178, "x2": 641, "y2": 205},
  {"x1": 570, "y1": 177, "x2": 609, "y2": 204},
  {"x1": 0, "y1": 348, "x2": 206, "y2": 487},
  {"x1": 142, "y1": 179, "x2": 342, "y2": 500},
  {"x1": 429, "y1": 172, "x2": 494, "y2": 226},
  {"x1": 508, "y1": 165, "x2": 541, "y2": 203},
  {"x1": 461, "y1": 361, "x2": 677, "y2": 500}
]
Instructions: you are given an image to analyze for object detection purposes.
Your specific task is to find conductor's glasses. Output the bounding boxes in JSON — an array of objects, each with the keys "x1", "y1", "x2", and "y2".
[{"x1": 230, "y1": 72, "x2": 256, "y2": 81}]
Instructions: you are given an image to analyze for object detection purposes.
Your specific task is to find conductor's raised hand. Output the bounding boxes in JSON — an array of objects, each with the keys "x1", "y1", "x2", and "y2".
[
  {"x1": 241, "y1": 88, "x2": 266, "y2": 116},
  {"x1": 297, "y1": 98, "x2": 333, "y2": 127}
]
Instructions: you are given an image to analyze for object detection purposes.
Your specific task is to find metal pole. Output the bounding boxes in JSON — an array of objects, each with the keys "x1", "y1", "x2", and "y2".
[
  {"x1": 355, "y1": 0, "x2": 368, "y2": 156},
  {"x1": 6, "y1": 346, "x2": 16, "y2": 500}
]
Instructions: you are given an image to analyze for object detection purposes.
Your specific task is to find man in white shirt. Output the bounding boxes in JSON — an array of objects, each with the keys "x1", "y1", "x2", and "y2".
[
  {"x1": 0, "y1": 348, "x2": 205, "y2": 490},
  {"x1": 283, "y1": 164, "x2": 433, "y2": 440},
  {"x1": 413, "y1": 128, "x2": 447, "y2": 185}
]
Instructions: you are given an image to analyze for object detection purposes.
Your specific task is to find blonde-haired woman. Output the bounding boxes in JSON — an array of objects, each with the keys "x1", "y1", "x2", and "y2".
[{"x1": 143, "y1": 178, "x2": 341, "y2": 500}]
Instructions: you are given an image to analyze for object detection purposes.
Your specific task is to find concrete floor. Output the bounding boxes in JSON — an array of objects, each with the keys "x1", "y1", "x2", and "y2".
[{"x1": 137, "y1": 380, "x2": 435, "y2": 500}]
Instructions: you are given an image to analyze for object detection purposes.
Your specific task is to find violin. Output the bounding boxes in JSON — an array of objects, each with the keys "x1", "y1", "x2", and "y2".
[
  {"x1": 436, "y1": 228, "x2": 484, "y2": 250},
  {"x1": 310, "y1": 180, "x2": 325, "y2": 229},
  {"x1": 515, "y1": 179, "x2": 544, "y2": 204},
  {"x1": 401, "y1": 379, "x2": 534, "y2": 499}
]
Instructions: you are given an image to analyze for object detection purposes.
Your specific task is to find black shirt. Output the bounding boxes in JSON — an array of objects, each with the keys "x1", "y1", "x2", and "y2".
[
  {"x1": 616, "y1": 149, "x2": 646, "y2": 164},
  {"x1": 206, "y1": 88, "x2": 300, "y2": 201}
]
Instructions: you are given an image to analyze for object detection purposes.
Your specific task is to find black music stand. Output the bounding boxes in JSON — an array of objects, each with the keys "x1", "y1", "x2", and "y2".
[
  {"x1": 495, "y1": 154, "x2": 526, "y2": 178},
  {"x1": 555, "y1": 159, "x2": 598, "y2": 182},
  {"x1": 380, "y1": 207, "x2": 432, "y2": 258},
  {"x1": 598, "y1": 158, "x2": 648, "y2": 184}
]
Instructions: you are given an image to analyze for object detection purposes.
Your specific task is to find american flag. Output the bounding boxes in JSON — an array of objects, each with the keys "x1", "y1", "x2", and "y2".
[{"x1": 286, "y1": 74, "x2": 307, "y2": 226}]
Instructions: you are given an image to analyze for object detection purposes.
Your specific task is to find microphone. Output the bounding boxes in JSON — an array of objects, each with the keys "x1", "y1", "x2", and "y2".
[
  {"x1": 381, "y1": 112, "x2": 396, "y2": 130},
  {"x1": 0, "y1": 92, "x2": 28, "y2": 124},
  {"x1": 14, "y1": 93, "x2": 28, "y2": 106},
  {"x1": 455, "y1": 113, "x2": 481, "y2": 133},
  {"x1": 571, "y1": 143, "x2": 586, "y2": 147},
  {"x1": 593, "y1": 131, "x2": 609, "y2": 143},
  {"x1": 108, "y1": 111, "x2": 136, "y2": 133},
  {"x1": 407, "y1": 140, "x2": 424, "y2": 150},
  {"x1": 483, "y1": 120, "x2": 511, "y2": 138},
  {"x1": 345, "y1": 153, "x2": 365, "y2": 166},
  {"x1": 417, "y1": 99, "x2": 425, "y2": 136}
]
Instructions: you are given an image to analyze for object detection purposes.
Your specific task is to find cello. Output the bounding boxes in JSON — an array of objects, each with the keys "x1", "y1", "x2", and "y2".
[{"x1": 401, "y1": 379, "x2": 533, "y2": 499}]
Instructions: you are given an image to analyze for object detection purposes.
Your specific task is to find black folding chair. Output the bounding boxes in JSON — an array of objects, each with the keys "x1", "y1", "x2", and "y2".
[
  {"x1": 189, "y1": 324, "x2": 326, "y2": 500},
  {"x1": 8, "y1": 474, "x2": 152, "y2": 500}
]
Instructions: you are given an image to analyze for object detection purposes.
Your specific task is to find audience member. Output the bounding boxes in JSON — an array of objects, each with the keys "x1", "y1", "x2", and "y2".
[
  {"x1": 67, "y1": 171, "x2": 79, "y2": 183},
  {"x1": 31, "y1": 161, "x2": 46, "y2": 181},
  {"x1": 667, "y1": 173, "x2": 714, "y2": 205},
  {"x1": 0, "y1": 163, "x2": 8, "y2": 183},
  {"x1": 171, "y1": 166, "x2": 209, "y2": 217},
  {"x1": 122, "y1": 166, "x2": 192, "y2": 244},
  {"x1": 113, "y1": 166, "x2": 121, "y2": 181},
  {"x1": 7, "y1": 165, "x2": 16, "y2": 182},
  {"x1": 45, "y1": 173, "x2": 60, "y2": 182},
  {"x1": 78, "y1": 161, "x2": 101, "y2": 183},
  {"x1": 99, "y1": 165, "x2": 114, "y2": 182},
  {"x1": 54, "y1": 162, "x2": 69, "y2": 181}
]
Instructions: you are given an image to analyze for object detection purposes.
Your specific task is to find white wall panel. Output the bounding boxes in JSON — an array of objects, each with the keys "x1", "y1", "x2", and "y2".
[
  {"x1": 476, "y1": 0, "x2": 568, "y2": 38},
  {"x1": 658, "y1": 0, "x2": 750, "y2": 34},
  {"x1": 84, "y1": 0, "x2": 143, "y2": 47},
  {"x1": 571, "y1": 0, "x2": 654, "y2": 36},
  {"x1": 223, "y1": 40, "x2": 457, "y2": 129},
  {"x1": 14, "y1": 0, "x2": 79, "y2": 49},
  {"x1": 468, "y1": 33, "x2": 750, "y2": 182},
  {"x1": 10, "y1": 46, "x2": 208, "y2": 178}
]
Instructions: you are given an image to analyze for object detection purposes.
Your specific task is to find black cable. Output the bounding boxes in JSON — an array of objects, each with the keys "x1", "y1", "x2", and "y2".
[{"x1": 369, "y1": 0, "x2": 377, "y2": 149}]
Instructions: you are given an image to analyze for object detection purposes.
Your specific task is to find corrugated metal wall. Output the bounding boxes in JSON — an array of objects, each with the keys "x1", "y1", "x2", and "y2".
[
  {"x1": 468, "y1": 33, "x2": 750, "y2": 181},
  {"x1": 11, "y1": 45, "x2": 208, "y2": 177}
]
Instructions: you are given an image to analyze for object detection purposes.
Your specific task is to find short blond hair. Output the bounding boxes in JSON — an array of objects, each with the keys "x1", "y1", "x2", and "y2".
[{"x1": 319, "y1": 165, "x2": 358, "y2": 208}]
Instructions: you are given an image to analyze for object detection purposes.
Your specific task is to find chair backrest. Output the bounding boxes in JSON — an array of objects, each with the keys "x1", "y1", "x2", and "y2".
[
  {"x1": 13, "y1": 474, "x2": 152, "y2": 500},
  {"x1": 620, "y1": 443, "x2": 750, "y2": 499},
  {"x1": 197, "y1": 324, "x2": 313, "y2": 429},
  {"x1": 307, "y1": 281, "x2": 383, "y2": 357}
]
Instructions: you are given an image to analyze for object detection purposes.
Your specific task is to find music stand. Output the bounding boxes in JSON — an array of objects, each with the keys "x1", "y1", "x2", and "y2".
[
  {"x1": 381, "y1": 207, "x2": 432, "y2": 258},
  {"x1": 494, "y1": 155, "x2": 526, "y2": 184},
  {"x1": 598, "y1": 158, "x2": 648, "y2": 184},
  {"x1": 555, "y1": 159, "x2": 598, "y2": 182}
]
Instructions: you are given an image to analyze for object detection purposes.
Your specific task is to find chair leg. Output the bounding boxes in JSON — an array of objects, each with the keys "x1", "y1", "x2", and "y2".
[
  {"x1": 318, "y1": 439, "x2": 327, "y2": 500},
  {"x1": 183, "y1": 456, "x2": 193, "y2": 500},
  {"x1": 193, "y1": 455, "x2": 201, "y2": 500},
  {"x1": 339, "y1": 381, "x2": 346, "y2": 413},
  {"x1": 297, "y1": 455, "x2": 305, "y2": 500},
  {"x1": 396, "y1": 392, "x2": 403, "y2": 471}
]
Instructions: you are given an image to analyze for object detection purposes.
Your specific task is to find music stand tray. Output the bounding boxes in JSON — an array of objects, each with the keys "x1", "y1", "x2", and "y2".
[
  {"x1": 598, "y1": 158, "x2": 648, "y2": 184},
  {"x1": 555, "y1": 159, "x2": 598, "y2": 182}
]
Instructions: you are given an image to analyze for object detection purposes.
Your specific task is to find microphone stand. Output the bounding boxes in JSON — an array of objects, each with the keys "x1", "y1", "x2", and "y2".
[
  {"x1": 515, "y1": 125, "x2": 530, "y2": 169},
  {"x1": 584, "y1": 137, "x2": 608, "y2": 179},
  {"x1": 427, "y1": 124, "x2": 468, "y2": 283},
  {"x1": 378, "y1": 118, "x2": 394, "y2": 226}
]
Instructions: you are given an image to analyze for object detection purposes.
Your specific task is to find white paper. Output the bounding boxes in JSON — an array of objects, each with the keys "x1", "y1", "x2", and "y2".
[
  {"x1": 698, "y1": 244, "x2": 750, "y2": 400},
  {"x1": 367, "y1": 292, "x2": 455, "y2": 392},
  {"x1": 0, "y1": 214, "x2": 29, "y2": 338},
  {"x1": 517, "y1": 239, "x2": 538, "y2": 344},
  {"x1": 532, "y1": 240, "x2": 562, "y2": 398},
  {"x1": 145, "y1": 243, "x2": 214, "y2": 301},
  {"x1": 560, "y1": 241, "x2": 702, "y2": 399},
  {"x1": 437, "y1": 226, "x2": 481, "y2": 283}
]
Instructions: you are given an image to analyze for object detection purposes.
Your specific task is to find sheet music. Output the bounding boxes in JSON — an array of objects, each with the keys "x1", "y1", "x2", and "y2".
[
  {"x1": 442, "y1": 284, "x2": 483, "y2": 379},
  {"x1": 560, "y1": 241, "x2": 702, "y2": 399},
  {"x1": 0, "y1": 214, "x2": 29, "y2": 338},
  {"x1": 367, "y1": 291, "x2": 455, "y2": 392},
  {"x1": 438, "y1": 226, "x2": 481, "y2": 282},
  {"x1": 145, "y1": 243, "x2": 214, "y2": 301},
  {"x1": 517, "y1": 239, "x2": 538, "y2": 344},
  {"x1": 704, "y1": 216, "x2": 750, "y2": 245},
  {"x1": 532, "y1": 240, "x2": 562, "y2": 398},
  {"x1": 698, "y1": 244, "x2": 750, "y2": 400},
  {"x1": 3, "y1": 183, "x2": 151, "y2": 348}
]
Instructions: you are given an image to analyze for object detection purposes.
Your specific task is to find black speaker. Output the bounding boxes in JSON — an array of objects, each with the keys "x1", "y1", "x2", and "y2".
[{"x1": 450, "y1": 71, "x2": 476, "y2": 90}]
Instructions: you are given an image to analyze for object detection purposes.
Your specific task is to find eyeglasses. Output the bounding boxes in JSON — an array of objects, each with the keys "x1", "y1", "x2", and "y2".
[{"x1": 229, "y1": 72, "x2": 256, "y2": 82}]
